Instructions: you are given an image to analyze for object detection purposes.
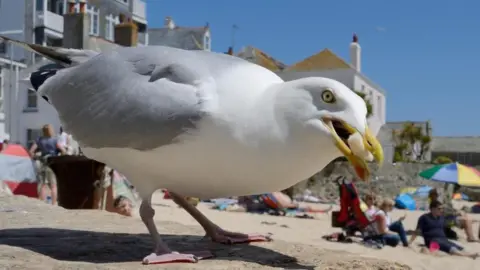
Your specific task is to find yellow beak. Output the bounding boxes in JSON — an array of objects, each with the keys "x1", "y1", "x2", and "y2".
[{"x1": 327, "y1": 121, "x2": 384, "y2": 181}]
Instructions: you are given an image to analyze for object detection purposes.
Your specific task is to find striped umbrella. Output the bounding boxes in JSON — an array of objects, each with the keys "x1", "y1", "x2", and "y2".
[
  {"x1": 419, "y1": 162, "x2": 480, "y2": 187},
  {"x1": 0, "y1": 144, "x2": 37, "y2": 197}
]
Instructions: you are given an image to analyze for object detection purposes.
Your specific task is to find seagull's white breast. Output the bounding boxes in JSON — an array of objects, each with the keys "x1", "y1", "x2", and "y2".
[{"x1": 82, "y1": 117, "x2": 338, "y2": 199}]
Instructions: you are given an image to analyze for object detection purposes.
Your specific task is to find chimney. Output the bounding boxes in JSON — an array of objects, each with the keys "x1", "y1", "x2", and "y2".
[
  {"x1": 164, "y1": 16, "x2": 175, "y2": 29},
  {"x1": 114, "y1": 15, "x2": 138, "y2": 47},
  {"x1": 226, "y1": 47, "x2": 233, "y2": 55},
  {"x1": 63, "y1": 0, "x2": 89, "y2": 49},
  {"x1": 349, "y1": 33, "x2": 361, "y2": 72}
]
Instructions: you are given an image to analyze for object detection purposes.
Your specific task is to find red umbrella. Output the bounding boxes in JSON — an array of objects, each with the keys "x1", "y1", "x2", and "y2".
[{"x1": 1, "y1": 144, "x2": 38, "y2": 198}]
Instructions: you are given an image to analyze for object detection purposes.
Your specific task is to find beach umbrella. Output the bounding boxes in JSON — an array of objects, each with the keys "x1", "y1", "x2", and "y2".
[
  {"x1": 419, "y1": 162, "x2": 480, "y2": 187},
  {"x1": 0, "y1": 144, "x2": 37, "y2": 197},
  {"x1": 414, "y1": 185, "x2": 433, "y2": 197},
  {"x1": 400, "y1": 187, "x2": 417, "y2": 194}
]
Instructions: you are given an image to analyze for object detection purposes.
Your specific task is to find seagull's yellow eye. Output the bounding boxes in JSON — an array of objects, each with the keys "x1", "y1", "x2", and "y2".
[{"x1": 321, "y1": 90, "x2": 336, "y2": 103}]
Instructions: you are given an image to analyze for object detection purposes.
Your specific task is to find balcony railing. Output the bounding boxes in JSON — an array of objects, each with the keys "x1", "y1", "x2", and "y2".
[
  {"x1": 132, "y1": 0, "x2": 146, "y2": 22},
  {"x1": 137, "y1": 32, "x2": 148, "y2": 46},
  {"x1": 36, "y1": 10, "x2": 64, "y2": 33}
]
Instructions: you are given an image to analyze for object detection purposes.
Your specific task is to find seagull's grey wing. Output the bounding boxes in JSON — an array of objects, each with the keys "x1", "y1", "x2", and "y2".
[{"x1": 44, "y1": 47, "x2": 214, "y2": 150}]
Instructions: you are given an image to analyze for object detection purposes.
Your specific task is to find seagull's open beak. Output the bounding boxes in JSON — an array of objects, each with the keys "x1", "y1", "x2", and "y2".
[{"x1": 322, "y1": 119, "x2": 384, "y2": 181}]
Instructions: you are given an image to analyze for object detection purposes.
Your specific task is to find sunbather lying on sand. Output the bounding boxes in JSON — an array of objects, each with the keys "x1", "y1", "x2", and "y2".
[
  {"x1": 256, "y1": 191, "x2": 333, "y2": 213},
  {"x1": 237, "y1": 191, "x2": 332, "y2": 215}
]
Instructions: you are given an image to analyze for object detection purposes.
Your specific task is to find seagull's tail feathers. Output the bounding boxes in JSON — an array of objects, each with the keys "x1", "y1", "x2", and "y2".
[{"x1": 0, "y1": 35, "x2": 99, "y2": 67}]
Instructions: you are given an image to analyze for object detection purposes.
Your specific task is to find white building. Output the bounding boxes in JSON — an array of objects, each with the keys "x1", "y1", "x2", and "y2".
[
  {"x1": 237, "y1": 34, "x2": 386, "y2": 136},
  {"x1": 0, "y1": 57, "x2": 27, "y2": 142},
  {"x1": 0, "y1": 0, "x2": 148, "y2": 146}
]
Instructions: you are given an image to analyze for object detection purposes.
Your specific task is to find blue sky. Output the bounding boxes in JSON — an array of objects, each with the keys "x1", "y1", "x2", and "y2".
[{"x1": 146, "y1": 0, "x2": 480, "y2": 136}]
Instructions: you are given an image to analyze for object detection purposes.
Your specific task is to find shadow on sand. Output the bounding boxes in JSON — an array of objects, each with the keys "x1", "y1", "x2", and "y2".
[{"x1": 0, "y1": 227, "x2": 314, "y2": 269}]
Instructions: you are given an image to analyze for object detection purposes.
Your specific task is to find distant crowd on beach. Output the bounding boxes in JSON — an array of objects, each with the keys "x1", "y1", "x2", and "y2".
[{"x1": 330, "y1": 183, "x2": 480, "y2": 259}]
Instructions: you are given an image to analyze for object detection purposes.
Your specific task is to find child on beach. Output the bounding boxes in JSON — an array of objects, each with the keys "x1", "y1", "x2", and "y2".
[{"x1": 113, "y1": 195, "x2": 133, "y2": 217}]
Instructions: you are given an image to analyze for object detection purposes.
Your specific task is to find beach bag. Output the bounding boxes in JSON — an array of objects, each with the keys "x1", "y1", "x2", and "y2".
[{"x1": 444, "y1": 226, "x2": 458, "y2": 240}]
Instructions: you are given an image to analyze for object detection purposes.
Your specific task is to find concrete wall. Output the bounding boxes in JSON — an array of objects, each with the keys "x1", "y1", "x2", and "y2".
[
  {"x1": 0, "y1": 1, "x2": 25, "y2": 33},
  {"x1": 431, "y1": 151, "x2": 480, "y2": 166},
  {"x1": 0, "y1": 0, "x2": 27, "y2": 61},
  {"x1": 294, "y1": 161, "x2": 480, "y2": 201},
  {"x1": 377, "y1": 125, "x2": 395, "y2": 164}
]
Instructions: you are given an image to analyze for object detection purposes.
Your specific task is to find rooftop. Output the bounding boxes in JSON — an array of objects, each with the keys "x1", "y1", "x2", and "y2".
[
  {"x1": 431, "y1": 136, "x2": 480, "y2": 153},
  {"x1": 287, "y1": 49, "x2": 351, "y2": 71},
  {"x1": 237, "y1": 36, "x2": 386, "y2": 94},
  {"x1": 236, "y1": 46, "x2": 286, "y2": 71},
  {"x1": 148, "y1": 17, "x2": 209, "y2": 50}
]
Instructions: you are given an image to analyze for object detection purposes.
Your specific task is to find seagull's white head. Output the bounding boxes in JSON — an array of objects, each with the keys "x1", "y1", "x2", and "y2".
[{"x1": 278, "y1": 77, "x2": 384, "y2": 181}]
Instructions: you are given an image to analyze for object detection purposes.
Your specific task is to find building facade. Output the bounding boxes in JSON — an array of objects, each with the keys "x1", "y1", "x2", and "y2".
[
  {"x1": 0, "y1": 58, "x2": 27, "y2": 141},
  {"x1": 0, "y1": 0, "x2": 148, "y2": 146},
  {"x1": 431, "y1": 137, "x2": 480, "y2": 166}
]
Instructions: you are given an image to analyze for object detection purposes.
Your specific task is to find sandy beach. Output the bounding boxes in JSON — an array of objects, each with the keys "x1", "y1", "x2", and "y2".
[{"x1": 1, "y1": 191, "x2": 479, "y2": 270}]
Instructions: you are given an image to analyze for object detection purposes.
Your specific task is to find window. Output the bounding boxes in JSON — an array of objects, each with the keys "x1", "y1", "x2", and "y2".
[
  {"x1": 0, "y1": 68, "x2": 3, "y2": 100},
  {"x1": 26, "y1": 90, "x2": 38, "y2": 110},
  {"x1": 46, "y1": 37, "x2": 62, "y2": 47},
  {"x1": 87, "y1": 6, "x2": 100, "y2": 36},
  {"x1": 204, "y1": 35, "x2": 210, "y2": 50},
  {"x1": 105, "y1": 14, "x2": 120, "y2": 41},
  {"x1": 36, "y1": 0, "x2": 44, "y2": 11},
  {"x1": 26, "y1": 129, "x2": 42, "y2": 148},
  {"x1": 0, "y1": 41, "x2": 6, "y2": 54},
  {"x1": 47, "y1": 0, "x2": 63, "y2": 14},
  {"x1": 377, "y1": 95, "x2": 382, "y2": 119},
  {"x1": 361, "y1": 85, "x2": 365, "y2": 92}
]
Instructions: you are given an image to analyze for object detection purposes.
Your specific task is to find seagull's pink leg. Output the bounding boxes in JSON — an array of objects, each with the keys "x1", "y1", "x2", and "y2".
[
  {"x1": 169, "y1": 192, "x2": 272, "y2": 244},
  {"x1": 139, "y1": 198, "x2": 213, "y2": 264},
  {"x1": 207, "y1": 225, "x2": 272, "y2": 244}
]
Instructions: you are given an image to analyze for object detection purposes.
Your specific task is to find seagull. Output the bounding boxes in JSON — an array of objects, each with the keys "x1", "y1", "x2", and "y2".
[{"x1": 1, "y1": 36, "x2": 383, "y2": 264}]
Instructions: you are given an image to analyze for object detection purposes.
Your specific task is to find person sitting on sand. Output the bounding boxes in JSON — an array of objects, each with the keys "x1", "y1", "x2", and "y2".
[
  {"x1": 364, "y1": 198, "x2": 408, "y2": 247},
  {"x1": 409, "y1": 200, "x2": 478, "y2": 259},
  {"x1": 429, "y1": 187, "x2": 477, "y2": 242},
  {"x1": 363, "y1": 194, "x2": 377, "y2": 219}
]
